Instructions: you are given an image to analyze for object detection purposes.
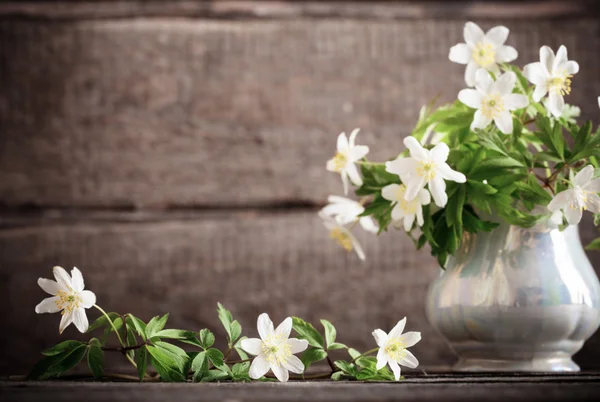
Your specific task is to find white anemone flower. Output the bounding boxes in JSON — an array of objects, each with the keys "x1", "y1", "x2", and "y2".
[
  {"x1": 385, "y1": 137, "x2": 466, "y2": 208},
  {"x1": 240, "y1": 314, "x2": 308, "y2": 382},
  {"x1": 523, "y1": 45, "x2": 579, "y2": 118},
  {"x1": 548, "y1": 165, "x2": 600, "y2": 225},
  {"x1": 320, "y1": 195, "x2": 378, "y2": 233},
  {"x1": 449, "y1": 22, "x2": 518, "y2": 87},
  {"x1": 458, "y1": 69, "x2": 529, "y2": 134},
  {"x1": 381, "y1": 184, "x2": 431, "y2": 231},
  {"x1": 319, "y1": 212, "x2": 366, "y2": 260},
  {"x1": 372, "y1": 318, "x2": 421, "y2": 381},
  {"x1": 35, "y1": 266, "x2": 96, "y2": 334},
  {"x1": 326, "y1": 129, "x2": 369, "y2": 195}
]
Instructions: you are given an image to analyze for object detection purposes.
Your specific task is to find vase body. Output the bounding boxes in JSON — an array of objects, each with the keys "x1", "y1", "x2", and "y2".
[{"x1": 426, "y1": 222, "x2": 600, "y2": 372}]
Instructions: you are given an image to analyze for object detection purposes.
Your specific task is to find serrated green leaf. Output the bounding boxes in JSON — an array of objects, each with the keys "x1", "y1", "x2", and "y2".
[
  {"x1": 147, "y1": 345, "x2": 186, "y2": 382},
  {"x1": 206, "y1": 348, "x2": 225, "y2": 367},
  {"x1": 230, "y1": 320, "x2": 242, "y2": 343},
  {"x1": 87, "y1": 312, "x2": 120, "y2": 333},
  {"x1": 153, "y1": 329, "x2": 196, "y2": 341},
  {"x1": 292, "y1": 317, "x2": 324, "y2": 348},
  {"x1": 136, "y1": 346, "x2": 148, "y2": 381},
  {"x1": 320, "y1": 319, "x2": 337, "y2": 349},
  {"x1": 29, "y1": 343, "x2": 88, "y2": 380},
  {"x1": 299, "y1": 348, "x2": 328, "y2": 371},
  {"x1": 327, "y1": 342, "x2": 347, "y2": 350},
  {"x1": 200, "y1": 369, "x2": 230, "y2": 382},
  {"x1": 334, "y1": 360, "x2": 358, "y2": 377},
  {"x1": 198, "y1": 329, "x2": 215, "y2": 349},
  {"x1": 42, "y1": 340, "x2": 86, "y2": 357},
  {"x1": 347, "y1": 348, "x2": 361, "y2": 359},
  {"x1": 234, "y1": 336, "x2": 249, "y2": 360},
  {"x1": 126, "y1": 315, "x2": 147, "y2": 341},
  {"x1": 87, "y1": 338, "x2": 104, "y2": 379},
  {"x1": 145, "y1": 314, "x2": 169, "y2": 338},
  {"x1": 191, "y1": 351, "x2": 209, "y2": 374}
]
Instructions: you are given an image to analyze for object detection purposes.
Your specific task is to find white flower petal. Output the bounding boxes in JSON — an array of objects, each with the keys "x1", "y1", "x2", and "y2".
[
  {"x1": 326, "y1": 158, "x2": 337, "y2": 172},
  {"x1": 388, "y1": 359, "x2": 401, "y2": 381},
  {"x1": 270, "y1": 363, "x2": 289, "y2": 382},
  {"x1": 495, "y1": 45, "x2": 518, "y2": 63},
  {"x1": 403, "y1": 136, "x2": 429, "y2": 161},
  {"x1": 72, "y1": 307, "x2": 89, "y2": 333},
  {"x1": 405, "y1": 175, "x2": 427, "y2": 201},
  {"x1": 385, "y1": 157, "x2": 417, "y2": 176},
  {"x1": 359, "y1": 216, "x2": 379, "y2": 234},
  {"x1": 563, "y1": 60, "x2": 579, "y2": 75},
  {"x1": 345, "y1": 162, "x2": 363, "y2": 187},
  {"x1": 449, "y1": 43, "x2": 471, "y2": 64},
  {"x1": 532, "y1": 84, "x2": 549, "y2": 103},
  {"x1": 381, "y1": 184, "x2": 401, "y2": 202},
  {"x1": 430, "y1": 142, "x2": 450, "y2": 163},
  {"x1": 241, "y1": 338, "x2": 263, "y2": 356},
  {"x1": 586, "y1": 193, "x2": 600, "y2": 214},
  {"x1": 548, "y1": 91, "x2": 565, "y2": 118},
  {"x1": 376, "y1": 348, "x2": 388, "y2": 370},
  {"x1": 398, "y1": 349, "x2": 419, "y2": 369},
  {"x1": 553, "y1": 45, "x2": 568, "y2": 73},
  {"x1": 78, "y1": 290, "x2": 96, "y2": 309},
  {"x1": 416, "y1": 207, "x2": 424, "y2": 227},
  {"x1": 475, "y1": 68, "x2": 494, "y2": 94},
  {"x1": 523, "y1": 62, "x2": 550, "y2": 86},
  {"x1": 437, "y1": 163, "x2": 466, "y2": 183},
  {"x1": 388, "y1": 318, "x2": 407, "y2": 339},
  {"x1": 465, "y1": 61, "x2": 479, "y2": 87},
  {"x1": 70, "y1": 267, "x2": 85, "y2": 293},
  {"x1": 38, "y1": 278, "x2": 60, "y2": 296},
  {"x1": 391, "y1": 205, "x2": 405, "y2": 223},
  {"x1": 35, "y1": 296, "x2": 61, "y2": 314},
  {"x1": 336, "y1": 132, "x2": 349, "y2": 152},
  {"x1": 564, "y1": 206, "x2": 583, "y2": 225},
  {"x1": 504, "y1": 94, "x2": 529, "y2": 111},
  {"x1": 283, "y1": 355, "x2": 304, "y2": 374},
  {"x1": 53, "y1": 266, "x2": 72, "y2": 290},
  {"x1": 287, "y1": 338, "x2": 309, "y2": 354},
  {"x1": 485, "y1": 26, "x2": 509, "y2": 46},
  {"x1": 249, "y1": 354, "x2": 270, "y2": 379},
  {"x1": 59, "y1": 310, "x2": 74, "y2": 334},
  {"x1": 418, "y1": 189, "x2": 431, "y2": 205},
  {"x1": 548, "y1": 189, "x2": 573, "y2": 212},
  {"x1": 257, "y1": 313, "x2": 275, "y2": 340},
  {"x1": 275, "y1": 317, "x2": 293, "y2": 340},
  {"x1": 348, "y1": 128, "x2": 360, "y2": 148},
  {"x1": 584, "y1": 178, "x2": 600, "y2": 192},
  {"x1": 458, "y1": 89, "x2": 483, "y2": 109},
  {"x1": 403, "y1": 213, "x2": 415, "y2": 232},
  {"x1": 349, "y1": 145, "x2": 369, "y2": 162},
  {"x1": 372, "y1": 329, "x2": 388, "y2": 347},
  {"x1": 430, "y1": 176, "x2": 448, "y2": 207},
  {"x1": 574, "y1": 165, "x2": 594, "y2": 187},
  {"x1": 471, "y1": 110, "x2": 493, "y2": 130},
  {"x1": 350, "y1": 232, "x2": 366, "y2": 261},
  {"x1": 540, "y1": 46, "x2": 555, "y2": 74},
  {"x1": 494, "y1": 111, "x2": 514, "y2": 135},
  {"x1": 492, "y1": 72, "x2": 516, "y2": 96},
  {"x1": 320, "y1": 204, "x2": 361, "y2": 224},
  {"x1": 327, "y1": 195, "x2": 356, "y2": 205},
  {"x1": 341, "y1": 171, "x2": 350, "y2": 196},
  {"x1": 464, "y1": 22, "x2": 485, "y2": 47},
  {"x1": 399, "y1": 331, "x2": 422, "y2": 348}
]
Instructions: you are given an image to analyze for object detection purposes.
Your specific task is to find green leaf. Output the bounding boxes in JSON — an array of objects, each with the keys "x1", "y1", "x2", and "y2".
[
  {"x1": 292, "y1": 317, "x2": 324, "y2": 348},
  {"x1": 320, "y1": 319, "x2": 337, "y2": 349},
  {"x1": 42, "y1": 340, "x2": 86, "y2": 357},
  {"x1": 87, "y1": 338, "x2": 104, "y2": 379},
  {"x1": 198, "y1": 329, "x2": 215, "y2": 349},
  {"x1": 135, "y1": 346, "x2": 148, "y2": 381},
  {"x1": 231, "y1": 362, "x2": 251, "y2": 381},
  {"x1": 206, "y1": 348, "x2": 225, "y2": 367},
  {"x1": 126, "y1": 315, "x2": 147, "y2": 341},
  {"x1": 299, "y1": 348, "x2": 328, "y2": 371},
  {"x1": 192, "y1": 351, "x2": 209, "y2": 373},
  {"x1": 153, "y1": 329, "x2": 196, "y2": 341},
  {"x1": 331, "y1": 371, "x2": 345, "y2": 381},
  {"x1": 327, "y1": 342, "x2": 347, "y2": 350},
  {"x1": 29, "y1": 343, "x2": 88, "y2": 380},
  {"x1": 234, "y1": 336, "x2": 249, "y2": 360},
  {"x1": 154, "y1": 341, "x2": 189, "y2": 369},
  {"x1": 347, "y1": 348, "x2": 361, "y2": 359},
  {"x1": 217, "y1": 303, "x2": 241, "y2": 346},
  {"x1": 147, "y1": 345, "x2": 186, "y2": 382},
  {"x1": 145, "y1": 314, "x2": 169, "y2": 338},
  {"x1": 200, "y1": 369, "x2": 230, "y2": 382},
  {"x1": 230, "y1": 320, "x2": 242, "y2": 344},
  {"x1": 334, "y1": 360, "x2": 358, "y2": 377},
  {"x1": 586, "y1": 237, "x2": 600, "y2": 250},
  {"x1": 87, "y1": 312, "x2": 120, "y2": 333}
]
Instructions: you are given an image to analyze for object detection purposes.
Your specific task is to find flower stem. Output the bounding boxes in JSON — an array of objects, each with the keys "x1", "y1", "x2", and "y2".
[
  {"x1": 93, "y1": 304, "x2": 125, "y2": 347},
  {"x1": 349, "y1": 347, "x2": 379, "y2": 364}
]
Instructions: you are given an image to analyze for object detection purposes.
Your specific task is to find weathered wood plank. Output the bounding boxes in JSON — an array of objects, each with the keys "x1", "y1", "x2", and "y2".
[{"x1": 1, "y1": 19, "x2": 600, "y2": 207}]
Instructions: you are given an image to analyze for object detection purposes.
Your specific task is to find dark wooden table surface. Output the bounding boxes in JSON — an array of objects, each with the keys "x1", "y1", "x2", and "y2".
[{"x1": 2, "y1": 373, "x2": 600, "y2": 402}]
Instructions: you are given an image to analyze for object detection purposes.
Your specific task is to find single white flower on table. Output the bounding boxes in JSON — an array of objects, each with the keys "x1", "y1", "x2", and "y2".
[
  {"x1": 548, "y1": 165, "x2": 600, "y2": 225},
  {"x1": 326, "y1": 128, "x2": 369, "y2": 195},
  {"x1": 385, "y1": 137, "x2": 466, "y2": 208},
  {"x1": 458, "y1": 69, "x2": 529, "y2": 134},
  {"x1": 320, "y1": 195, "x2": 378, "y2": 233},
  {"x1": 240, "y1": 313, "x2": 308, "y2": 382},
  {"x1": 449, "y1": 21, "x2": 518, "y2": 87},
  {"x1": 35, "y1": 266, "x2": 96, "y2": 333},
  {"x1": 372, "y1": 317, "x2": 421, "y2": 381},
  {"x1": 523, "y1": 45, "x2": 579, "y2": 118},
  {"x1": 319, "y1": 212, "x2": 366, "y2": 260},
  {"x1": 381, "y1": 184, "x2": 431, "y2": 232}
]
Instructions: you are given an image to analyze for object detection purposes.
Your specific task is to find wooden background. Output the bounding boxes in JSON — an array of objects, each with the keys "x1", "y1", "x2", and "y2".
[{"x1": 2, "y1": 0, "x2": 600, "y2": 376}]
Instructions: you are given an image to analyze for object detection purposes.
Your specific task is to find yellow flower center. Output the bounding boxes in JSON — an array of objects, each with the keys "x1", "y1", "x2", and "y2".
[
  {"x1": 472, "y1": 42, "x2": 496, "y2": 68},
  {"x1": 570, "y1": 187, "x2": 589, "y2": 211},
  {"x1": 481, "y1": 93, "x2": 505, "y2": 119},
  {"x1": 330, "y1": 152, "x2": 347, "y2": 172},
  {"x1": 262, "y1": 333, "x2": 292, "y2": 366},
  {"x1": 329, "y1": 228, "x2": 353, "y2": 252},
  {"x1": 385, "y1": 338, "x2": 407, "y2": 361},
  {"x1": 394, "y1": 185, "x2": 419, "y2": 214},
  {"x1": 56, "y1": 289, "x2": 80, "y2": 314},
  {"x1": 416, "y1": 161, "x2": 437, "y2": 181},
  {"x1": 548, "y1": 73, "x2": 572, "y2": 96}
]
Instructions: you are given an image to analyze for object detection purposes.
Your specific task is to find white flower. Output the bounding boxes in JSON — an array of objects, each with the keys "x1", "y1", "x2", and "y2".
[
  {"x1": 319, "y1": 212, "x2": 366, "y2": 260},
  {"x1": 326, "y1": 129, "x2": 369, "y2": 195},
  {"x1": 449, "y1": 22, "x2": 518, "y2": 87},
  {"x1": 523, "y1": 45, "x2": 579, "y2": 118},
  {"x1": 381, "y1": 184, "x2": 430, "y2": 231},
  {"x1": 385, "y1": 137, "x2": 466, "y2": 208},
  {"x1": 35, "y1": 266, "x2": 96, "y2": 334},
  {"x1": 320, "y1": 195, "x2": 378, "y2": 233},
  {"x1": 372, "y1": 318, "x2": 421, "y2": 381},
  {"x1": 240, "y1": 313, "x2": 308, "y2": 382},
  {"x1": 548, "y1": 165, "x2": 600, "y2": 225},
  {"x1": 458, "y1": 69, "x2": 529, "y2": 134}
]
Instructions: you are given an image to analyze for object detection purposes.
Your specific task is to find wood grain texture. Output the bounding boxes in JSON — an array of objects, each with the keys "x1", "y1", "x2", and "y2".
[{"x1": 1, "y1": 18, "x2": 600, "y2": 208}]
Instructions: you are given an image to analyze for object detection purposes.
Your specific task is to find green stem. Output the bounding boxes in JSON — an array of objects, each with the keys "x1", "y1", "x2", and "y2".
[
  {"x1": 94, "y1": 304, "x2": 125, "y2": 346},
  {"x1": 349, "y1": 347, "x2": 379, "y2": 364}
]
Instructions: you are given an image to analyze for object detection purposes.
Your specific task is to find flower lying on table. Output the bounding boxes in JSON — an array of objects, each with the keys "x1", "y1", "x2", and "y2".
[
  {"x1": 322, "y1": 21, "x2": 600, "y2": 265},
  {"x1": 30, "y1": 266, "x2": 420, "y2": 382}
]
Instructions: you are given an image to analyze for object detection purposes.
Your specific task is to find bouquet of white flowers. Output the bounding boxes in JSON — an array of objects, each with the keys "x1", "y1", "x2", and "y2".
[{"x1": 321, "y1": 21, "x2": 600, "y2": 266}]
